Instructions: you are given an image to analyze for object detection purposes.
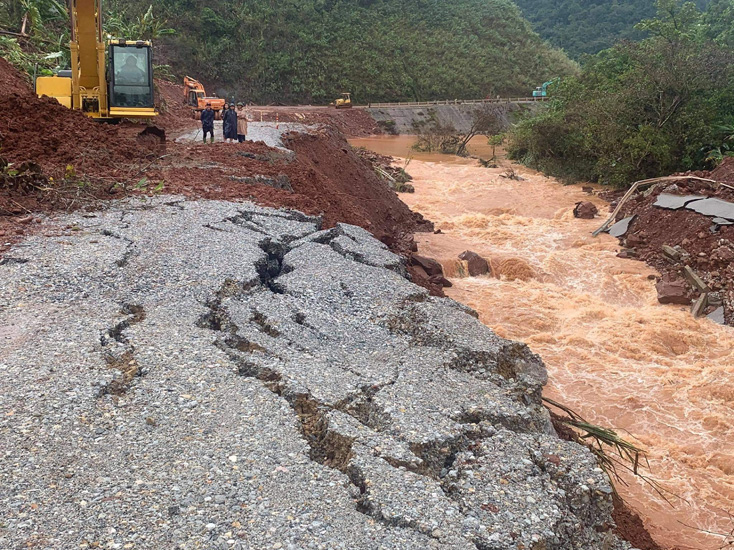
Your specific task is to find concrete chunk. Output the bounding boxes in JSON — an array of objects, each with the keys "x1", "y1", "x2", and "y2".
[
  {"x1": 653, "y1": 193, "x2": 706, "y2": 210},
  {"x1": 685, "y1": 197, "x2": 734, "y2": 220},
  {"x1": 608, "y1": 215, "x2": 636, "y2": 237},
  {"x1": 683, "y1": 265, "x2": 710, "y2": 292}
]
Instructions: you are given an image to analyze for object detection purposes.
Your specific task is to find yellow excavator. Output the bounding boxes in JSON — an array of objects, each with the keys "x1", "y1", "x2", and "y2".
[{"x1": 35, "y1": 0, "x2": 157, "y2": 120}]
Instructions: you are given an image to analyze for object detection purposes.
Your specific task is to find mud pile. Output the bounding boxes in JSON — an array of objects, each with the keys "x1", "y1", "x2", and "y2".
[
  {"x1": 0, "y1": 58, "x2": 153, "y2": 180},
  {"x1": 0, "y1": 58, "x2": 158, "y2": 251},
  {"x1": 612, "y1": 170, "x2": 734, "y2": 325},
  {"x1": 283, "y1": 128, "x2": 428, "y2": 241},
  {"x1": 153, "y1": 78, "x2": 198, "y2": 131}
]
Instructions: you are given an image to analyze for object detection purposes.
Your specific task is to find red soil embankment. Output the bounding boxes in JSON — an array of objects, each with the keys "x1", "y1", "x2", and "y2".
[{"x1": 610, "y1": 162, "x2": 734, "y2": 324}]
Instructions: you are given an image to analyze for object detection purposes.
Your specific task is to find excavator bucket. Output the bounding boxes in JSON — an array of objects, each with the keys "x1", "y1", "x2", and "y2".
[{"x1": 139, "y1": 125, "x2": 166, "y2": 143}]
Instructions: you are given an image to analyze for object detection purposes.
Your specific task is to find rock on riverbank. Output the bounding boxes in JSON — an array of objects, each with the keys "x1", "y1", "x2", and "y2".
[{"x1": 0, "y1": 197, "x2": 631, "y2": 549}]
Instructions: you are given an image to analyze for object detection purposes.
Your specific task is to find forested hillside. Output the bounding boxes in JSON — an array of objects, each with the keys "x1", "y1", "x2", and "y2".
[
  {"x1": 104, "y1": 0, "x2": 577, "y2": 104},
  {"x1": 509, "y1": 0, "x2": 734, "y2": 186},
  {"x1": 513, "y1": 0, "x2": 709, "y2": 57}
]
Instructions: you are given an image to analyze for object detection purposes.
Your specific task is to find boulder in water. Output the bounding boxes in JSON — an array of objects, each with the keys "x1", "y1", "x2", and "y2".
[
  {"x1": 410, "y1": 254, "x2": 444, "y2": 277},
  {"x1": 459, "y1": 250, "x2": 490, "y2": 277},
  {"x1": 573, "y1": 201, "x2": 598, "y2": 219}
]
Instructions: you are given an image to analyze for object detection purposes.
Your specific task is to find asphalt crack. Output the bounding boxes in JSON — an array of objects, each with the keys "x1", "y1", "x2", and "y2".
[{"x1": 99, "y1": 303, "x2": 146, "y2": 396}]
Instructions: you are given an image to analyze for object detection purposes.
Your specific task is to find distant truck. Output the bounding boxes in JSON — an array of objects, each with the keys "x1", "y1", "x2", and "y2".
[{"x1": 183, "y1": 76, "x2": 225, "y2": 120}]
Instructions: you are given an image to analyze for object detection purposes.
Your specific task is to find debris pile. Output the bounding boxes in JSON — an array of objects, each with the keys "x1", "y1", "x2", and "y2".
[
  {"x1": 353, "y1": 146, "x2": 415, "y2": 192},
  {"x1": 604, "y1": 172, "x2": 734, "y2": 325},
  {"x1": 0, "y1": 58, "x2": 156, "y2": 181},
  {"x1": 271, "y1": 106, "x2": 381, "y2": 137}
]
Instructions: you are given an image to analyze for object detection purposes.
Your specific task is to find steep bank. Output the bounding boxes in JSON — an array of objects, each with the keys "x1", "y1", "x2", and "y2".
[
  {"x1": 0, "y1": 196, "x2": 631, "y2": 549},
  {"x1": 393, "y1": 151, "x2": 734, "y2": 550},
  {"x1": 367, "y1": 103, "x2": 528, "y2": 135}
]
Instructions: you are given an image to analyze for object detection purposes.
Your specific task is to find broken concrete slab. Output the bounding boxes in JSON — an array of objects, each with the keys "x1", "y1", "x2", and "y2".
[
  {"x1": 683, "y1": 265, "x2": 711, "y2": 293},
  {"x1": 713, "y1": 217, "x2": 734, "y2": 226},
  {"x1": 608, "y1": 215, "x2": 636, "y2": 238},
  {"x1": 0, "y1": 196, "x2": 630, "y2": 550},
  {"x1": 292, "y1": 222, "x2": 406, "y2": 275},
  {"x1": 685, "y1": 197, "x2": 734, "y2": 221},
  {"x1": 653, "y1": 193, "x2": 707, "y2": 210}
]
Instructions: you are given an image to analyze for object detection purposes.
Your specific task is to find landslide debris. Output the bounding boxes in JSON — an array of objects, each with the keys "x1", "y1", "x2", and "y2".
[
  {"x1": 0, "y1": 197, "x2": 632, "y2": 550},
  {"x1": 0, "y1": 61, "x2": 441, "y2": 294},
  {"x1": 606, "y1": 165, "x2": 734, "y2": 325},
  {"x1": 0, "y1": 58, "x2": 157, "y2": 181}
]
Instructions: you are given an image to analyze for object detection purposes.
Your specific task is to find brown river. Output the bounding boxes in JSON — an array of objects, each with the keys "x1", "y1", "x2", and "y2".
[{"x1": 351, "y1": 136, "x2": 734, "y2": 550}]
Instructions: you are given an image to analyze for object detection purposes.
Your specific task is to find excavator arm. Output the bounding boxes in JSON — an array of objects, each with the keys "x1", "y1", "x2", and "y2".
[{"x1": 69, "y1": 0, "x2": 106, "y2": 114}]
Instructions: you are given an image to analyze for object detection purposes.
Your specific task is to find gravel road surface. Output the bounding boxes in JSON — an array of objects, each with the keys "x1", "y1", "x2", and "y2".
[{"x1": 0, "y1": 197, "x2": 633, "y2": 549}]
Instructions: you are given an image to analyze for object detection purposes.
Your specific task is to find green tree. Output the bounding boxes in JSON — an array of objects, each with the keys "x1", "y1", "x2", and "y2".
[{"x1": 508, "y1": 0, "x2": 734, "y2": 186}]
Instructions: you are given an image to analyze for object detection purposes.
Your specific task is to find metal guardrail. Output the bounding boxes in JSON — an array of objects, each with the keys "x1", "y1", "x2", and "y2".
[{"x1": 365, "y1": 97, "x2": 548, "y2": 108}]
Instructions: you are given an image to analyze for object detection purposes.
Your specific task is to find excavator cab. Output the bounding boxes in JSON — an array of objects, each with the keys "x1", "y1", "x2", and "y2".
[
  {"x1": 108, "y1": 40, "x2": 155, "y2": 117},
  {"x1": 187, "y1": 89, "x2": 205, "y2": 107}
]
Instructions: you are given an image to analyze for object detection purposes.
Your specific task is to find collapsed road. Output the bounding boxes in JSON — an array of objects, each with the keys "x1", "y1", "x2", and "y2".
[{"x1": 0, "y1": 197, "x2": 632, "y2": 550}]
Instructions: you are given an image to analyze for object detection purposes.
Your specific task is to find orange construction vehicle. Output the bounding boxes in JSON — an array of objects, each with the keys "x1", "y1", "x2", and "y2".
[{"x1": 183, "y1": 76, "x2": 225, "y2": 120}]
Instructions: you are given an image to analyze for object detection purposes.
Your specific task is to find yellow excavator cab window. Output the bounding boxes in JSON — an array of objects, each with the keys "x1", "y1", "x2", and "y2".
[{"x1": 109, "y1": 44, "x2": 154, "y2": 108}]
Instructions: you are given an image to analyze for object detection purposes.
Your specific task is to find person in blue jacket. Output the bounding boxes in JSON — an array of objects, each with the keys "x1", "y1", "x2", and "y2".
[{"x1": 200, "y1": 103, "x2": 215, "y2": 143}]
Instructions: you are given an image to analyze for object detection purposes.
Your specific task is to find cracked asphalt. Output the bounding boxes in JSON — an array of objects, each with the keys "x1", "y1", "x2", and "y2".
[{"x1": 0, "y1": 197, "x2": 634, "y2": 549}]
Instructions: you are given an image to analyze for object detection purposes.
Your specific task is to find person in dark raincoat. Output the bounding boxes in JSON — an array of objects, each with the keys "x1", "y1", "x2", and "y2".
[
  {"x1": 222, "y1": 103, "x2": 238, "y2": 143},
  {"x1": 221, "y1": 103, "x2": 229, "y2": 139},
  {"x1": 200, "y1": 103, "x2": 215, "y2": 143}
]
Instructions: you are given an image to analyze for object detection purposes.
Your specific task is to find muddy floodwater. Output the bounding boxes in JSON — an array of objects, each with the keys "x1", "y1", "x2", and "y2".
[{"x1": 351, "y1": 136, "x2": 734, "y2": 550}]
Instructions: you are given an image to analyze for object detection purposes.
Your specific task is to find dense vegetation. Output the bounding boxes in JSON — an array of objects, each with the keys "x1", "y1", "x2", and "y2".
[
  {"x1": 513, "y1": 0, "x2": 709, "y2": 57},
  {"x1": 508, "y1": 0, "x2": 734, "y2": 187},
  {"x1": 97, "y1": 0, "x2": 575, "y2": 104},
  {"x1": 0, "y1": 0, "x2": 578, "y2": 103},
  {"x1": 0, "y1": 1, "x2": 174, "y2": 79}
]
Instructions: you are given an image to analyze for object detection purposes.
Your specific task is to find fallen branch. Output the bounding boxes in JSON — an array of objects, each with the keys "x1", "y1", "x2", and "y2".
[
  {"x1": 375, "y1": 166, "x2": 396, "y2": 183},
  {"x1": 544, "y1": 396, "x2": 680, "y2": 505},
  {"x1": 0, "y1": 28, "x2": 28, "y2": 38},
  {"x1": 592, "y1": 176, "x2": 720, "y2": 237}
]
